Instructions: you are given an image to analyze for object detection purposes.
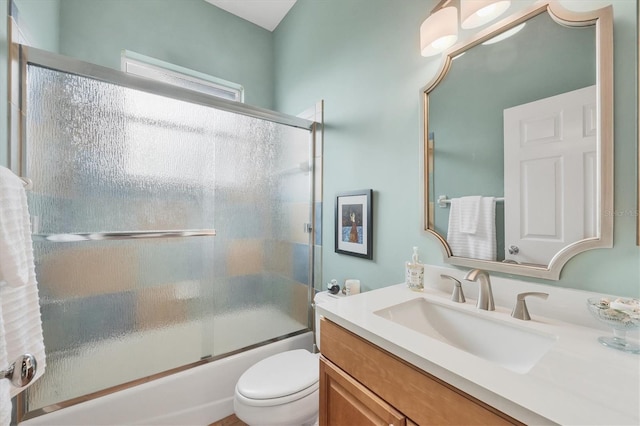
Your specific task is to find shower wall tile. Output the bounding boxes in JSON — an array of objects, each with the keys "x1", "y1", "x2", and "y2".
[
  {"x1": 40, "y1": 292, "x2": 136, "y2": 353},
  {"x1": 286, "y1": 202, "x2": 311, "y2": 245},
  {"x1": 134, "y1": 285, "x2": 189, "y2": 330},
  {"x1": 264, "y1": 240, "x2": 293, "y2": 277},
  {"x1": 135, "y1": 239, "x2": 210, "y2": 288},
  {"x1": 289, "y1": 281, "x2": 310, "y2": 326},
  {"x1": 226, "y1": 239, "x2": 265, "y2": 276},
  {"x1": 129, "y1": 197, "x2": 196, "y2": 231},
  {"x1": 292, "y1": 243, "x2": 309, "y2": 284},
  {"x1": 216, "y1": 199, "x2": 271, "y2": 239},
  {"x1": 215, "y1": 275, "x2": 263, "y2": 312},
  {"x1": 36, "y1": 244, "x2": 137, "y2": 299}
]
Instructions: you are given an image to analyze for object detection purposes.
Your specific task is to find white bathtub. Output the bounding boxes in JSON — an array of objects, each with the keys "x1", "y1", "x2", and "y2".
[{"x1": 21, "y1": 332, "x2": 314, "y2": 425}]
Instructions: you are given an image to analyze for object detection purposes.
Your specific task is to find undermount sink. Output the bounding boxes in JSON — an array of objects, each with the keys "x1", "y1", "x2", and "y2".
[{"x1": 374, "y1": 298, "x2": 558, "y2": 374}]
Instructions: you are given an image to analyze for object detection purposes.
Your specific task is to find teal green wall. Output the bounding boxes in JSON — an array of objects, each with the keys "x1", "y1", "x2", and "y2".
[
  {"x1": 1, "y1": 0, "x2": 276, "y2": 168},
  {"x1": 14, "y1": 0, "x2": 60, "y2": 53},
  {"x1": 57, "y1": 0, "x2": 274, "y2": 109},
  {"x1": 13, "y1": 0, "x2": 274, "y2": 109},
  {"x1": 2, "y1": 0, "x2": 60, "y2": 167},
  {"x1": 274, "y1": 0, "x2": 640, "y2": 297}
]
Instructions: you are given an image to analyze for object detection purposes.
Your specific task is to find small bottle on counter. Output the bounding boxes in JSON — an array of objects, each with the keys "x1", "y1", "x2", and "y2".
[
  {"x1": 405, "y1": 246, "x2": 424, "y2": 292},
  {"x1": 344, "y1": 279, "x2": 360, "y2": 296}
]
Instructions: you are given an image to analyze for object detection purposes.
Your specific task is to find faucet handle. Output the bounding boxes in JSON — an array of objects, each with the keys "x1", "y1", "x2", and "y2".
[
  {"x1": 511, "y1": 292, "x2": 549, "y2": 321},
  {"x1": 440, "y1": 274, "x2": 465, "y2": 303}
]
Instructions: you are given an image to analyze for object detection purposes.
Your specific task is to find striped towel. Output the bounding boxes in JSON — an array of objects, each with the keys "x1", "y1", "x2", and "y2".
[
  {"x1": 0, "y1": 167, "x2": 46, "y2": 425},
  {"x1": 447, "y1": 196, "x2": 496, "y2": 261}
]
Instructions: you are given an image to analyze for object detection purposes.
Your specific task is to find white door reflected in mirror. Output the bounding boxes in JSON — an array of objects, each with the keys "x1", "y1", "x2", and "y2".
[{"x1": 503, "y1": 85, "x2": 597, "y2": 265}]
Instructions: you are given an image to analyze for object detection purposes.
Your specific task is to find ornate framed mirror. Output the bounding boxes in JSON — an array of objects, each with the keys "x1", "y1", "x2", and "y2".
[{"x1": 422, "y1": 2, "x2": 613, "y2": 280}]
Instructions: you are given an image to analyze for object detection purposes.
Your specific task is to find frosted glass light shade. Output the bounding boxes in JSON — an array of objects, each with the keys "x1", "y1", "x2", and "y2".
[
  {"x1": 461, "y1": 0, "x2": 510, "y2": 29},
  {"x1": 420, "y1": 6, "x2": 459, "y2": 57}
]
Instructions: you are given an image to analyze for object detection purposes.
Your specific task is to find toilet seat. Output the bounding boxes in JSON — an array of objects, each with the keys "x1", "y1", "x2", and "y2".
[
  {"x1": 235, "y1": 381, "x2": 318, "y2": 407},
  {"x1": 235, "y1": 349, "x2": 319, "y2": 407}
]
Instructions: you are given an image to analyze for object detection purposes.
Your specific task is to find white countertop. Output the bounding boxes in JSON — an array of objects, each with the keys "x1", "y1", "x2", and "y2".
[{"x1": 317, "y1": 270, "x2": 640, "y2": 425}]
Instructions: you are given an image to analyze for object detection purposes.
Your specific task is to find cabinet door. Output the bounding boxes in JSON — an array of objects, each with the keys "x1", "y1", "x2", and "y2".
[{"x1": 320, "y1": 356, "x2": 406, "y2": 426}]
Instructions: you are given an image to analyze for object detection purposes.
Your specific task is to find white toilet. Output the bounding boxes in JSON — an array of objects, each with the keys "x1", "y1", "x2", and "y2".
[{"x1": 233, "y1": 291, "x2": 335, "y2": 426}]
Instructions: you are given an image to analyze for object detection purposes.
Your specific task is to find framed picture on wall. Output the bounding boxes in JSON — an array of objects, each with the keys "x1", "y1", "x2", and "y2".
[{"x1": 335, "y1": 189, "x2": 373, "y2": 259}]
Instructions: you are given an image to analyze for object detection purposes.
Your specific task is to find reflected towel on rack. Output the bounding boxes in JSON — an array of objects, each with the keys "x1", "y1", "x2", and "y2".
[
  {"x1": 458, "y1": 196, "x2": 481, "y2": 234},
  {"x1": 0, "y1": 167, "x2": 46, "y2": 425},
  {"x1": 447, "y1": 197, "x2": 496, "y2": 261}
]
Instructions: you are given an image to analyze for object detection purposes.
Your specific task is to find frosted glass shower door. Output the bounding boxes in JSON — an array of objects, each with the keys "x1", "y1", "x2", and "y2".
[
  {"x1": 206, "y1": 119, "x2": 315, "y2": 357},
  {"x1": 18, "y1": 48, "x2": 314, "y2": 416}
]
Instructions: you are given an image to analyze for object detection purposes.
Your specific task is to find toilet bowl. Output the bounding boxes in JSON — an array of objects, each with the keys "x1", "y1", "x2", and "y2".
[{"x1": 233, "y1": 291, "x2": 336, "y2": 426}]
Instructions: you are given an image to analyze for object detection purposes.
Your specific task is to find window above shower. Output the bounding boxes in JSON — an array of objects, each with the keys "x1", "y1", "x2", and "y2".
[{"x1": 121, "y1": 50, "x2": 244, "y2": 102}]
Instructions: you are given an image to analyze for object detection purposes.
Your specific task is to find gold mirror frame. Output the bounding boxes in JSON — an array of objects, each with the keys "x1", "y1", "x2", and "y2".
[{"x1": 422, "y1": 2, "x2": 613, "y2": 280}]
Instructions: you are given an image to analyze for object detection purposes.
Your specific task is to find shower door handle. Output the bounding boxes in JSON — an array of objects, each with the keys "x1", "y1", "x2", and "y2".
[
  {"x1": 32, "y1": 229, "x2": 217, "y2": 242},
  {"x1": 1, "y1": 354, "x2": 37, "y2": 388}
]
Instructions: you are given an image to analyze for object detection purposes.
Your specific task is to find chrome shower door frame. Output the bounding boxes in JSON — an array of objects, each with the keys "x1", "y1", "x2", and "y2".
[
  {"x1": 9, "y1": 44, "x2": 320, "y2": 422},
  {"x1": 10, "y1": 45, "x2": 314, "y2": 175}
]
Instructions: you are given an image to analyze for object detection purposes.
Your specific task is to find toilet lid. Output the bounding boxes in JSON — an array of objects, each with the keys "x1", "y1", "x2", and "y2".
[{"x1": 236, "y1": 349, "x2": 319, "y2": 400}]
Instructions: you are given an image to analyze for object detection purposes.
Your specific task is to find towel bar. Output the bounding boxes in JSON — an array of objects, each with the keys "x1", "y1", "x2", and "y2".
[
  {"x1": 32, "y1": 229, "x2": 217, "y2": 242},
  {"x1": 1, "y1": 354, "x2": 37, "y2": 388},
  {"x1": 437, "y1": 195, "x2": 505, "y2": 208},
  {"x1": 20, "y1": 177, "x2": 33, "y2": 190}
]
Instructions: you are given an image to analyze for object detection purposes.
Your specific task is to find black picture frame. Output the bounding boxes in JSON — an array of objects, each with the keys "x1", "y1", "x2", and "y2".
[{"x1": 334, "y1": 189, "x2": 373, "y2": 259}]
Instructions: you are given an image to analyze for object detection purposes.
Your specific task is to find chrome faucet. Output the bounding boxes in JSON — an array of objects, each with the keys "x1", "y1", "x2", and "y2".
[{"x1": 463, "y1": 269, "x2": 494, "y2": 311}]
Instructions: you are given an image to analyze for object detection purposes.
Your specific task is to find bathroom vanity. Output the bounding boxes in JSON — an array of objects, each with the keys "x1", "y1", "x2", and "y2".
[
  {"x1": 320, "y1": 318, "x2": 521, "y2": 425},
  {"x1": 316, "y1": 269, "x2": 640, "y2": 425}
]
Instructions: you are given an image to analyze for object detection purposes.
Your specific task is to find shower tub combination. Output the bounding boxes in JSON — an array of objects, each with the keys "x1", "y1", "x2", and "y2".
[
  {"x1": 11, "y1": 45, "x2": 320, "y2": 424},
  {"x1": 22, "y1": 332, "x2": 313, "y2": 425}
]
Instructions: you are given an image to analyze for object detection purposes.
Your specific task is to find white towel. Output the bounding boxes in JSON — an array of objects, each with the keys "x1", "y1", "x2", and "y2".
[
  {"x1": 458, "y1": 196, "x2": 481, "y2": 234},
  {"x1": 447, "y1": 196, "x2": 496, "y2": 261},
  {"x1": 0, "y1": 167, "x2": 46, "y2": 425},
  {"x1": 0, "y1": 168, "x2": 33, "y2": 288}
]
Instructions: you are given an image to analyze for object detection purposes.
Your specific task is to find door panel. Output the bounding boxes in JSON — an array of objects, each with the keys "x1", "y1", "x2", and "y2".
[{"x1": 504, "y1": 85, "x2": 596, "y2": 265}]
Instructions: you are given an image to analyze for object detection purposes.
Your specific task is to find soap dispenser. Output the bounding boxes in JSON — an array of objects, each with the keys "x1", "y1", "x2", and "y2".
[{"x1": 405, "y1": 246, "x2": 424, "y2": 292}]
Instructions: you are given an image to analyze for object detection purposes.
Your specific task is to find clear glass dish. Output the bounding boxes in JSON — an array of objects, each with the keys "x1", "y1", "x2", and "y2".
[{"x1": 586, "y1": 297, "x2": 640, "y2": 354}]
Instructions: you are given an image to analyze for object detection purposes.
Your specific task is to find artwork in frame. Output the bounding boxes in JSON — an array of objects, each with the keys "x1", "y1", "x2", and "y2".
[{"x1": 335, "y1": 189, "x2": 373, "y2": 259}]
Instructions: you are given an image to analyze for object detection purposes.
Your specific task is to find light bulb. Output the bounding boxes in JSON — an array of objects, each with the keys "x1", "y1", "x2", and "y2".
[
  {"x1": 431, "y1": 35, "x2": 457, "y2": 51},
  {"x1": 461, "y1": 0, "x2": 511, "y2": 29},
  {"x1": 477, "y1": 4, "x2": 498, "y2": 17}
]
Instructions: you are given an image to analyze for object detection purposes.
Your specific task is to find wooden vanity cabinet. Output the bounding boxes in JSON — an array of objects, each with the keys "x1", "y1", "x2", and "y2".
[
  {"x1": 320, "y1": 357, "x2": 407, "y2": 426},
  {"x1": 319, "y1": 318, "x2": 523, "y2": 426}
]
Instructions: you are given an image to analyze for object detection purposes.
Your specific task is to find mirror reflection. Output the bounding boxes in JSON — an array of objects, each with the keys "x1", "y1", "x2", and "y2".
[{"x1": 424, "y1": 4, "x2": 612, "y2": 279}]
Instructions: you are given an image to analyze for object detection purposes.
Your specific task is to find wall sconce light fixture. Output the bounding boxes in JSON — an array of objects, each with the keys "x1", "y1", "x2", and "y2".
[
  {"x1": 461, "y1": 0, "x2": 511, "y2": 29},
  {"x1": 420, "y1": 0, "x2": 513, "y2": 57},
  {"x1": 420, "y1": 4, "x2": 459, "y2": 57}
]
